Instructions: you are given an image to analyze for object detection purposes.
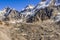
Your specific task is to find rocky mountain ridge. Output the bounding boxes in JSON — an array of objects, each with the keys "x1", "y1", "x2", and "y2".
[{"x1": 0, "y1": 0, "x2": 60, "y2": 23}]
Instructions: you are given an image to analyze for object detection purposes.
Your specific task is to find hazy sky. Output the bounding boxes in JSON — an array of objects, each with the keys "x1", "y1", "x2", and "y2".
[{"x1": 0, "y1": 0, "x2": 41, "y2": 11}]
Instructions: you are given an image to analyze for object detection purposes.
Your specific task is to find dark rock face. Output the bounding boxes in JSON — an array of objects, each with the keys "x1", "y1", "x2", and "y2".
[
  {"x1": 26, "y1": 7, "x2": 53, "y2": 22},
  {"x1": 4, "y1": 7, "x2": 10, "y2": 12},
  {"x1": 26, "y1": 4, "x2": 60, "y2": 23}
]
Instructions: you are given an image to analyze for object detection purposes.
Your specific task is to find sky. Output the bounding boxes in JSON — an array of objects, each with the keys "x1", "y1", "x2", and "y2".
[{"x1": 0, "y1": 0, "x2": 41, "y2": 11}]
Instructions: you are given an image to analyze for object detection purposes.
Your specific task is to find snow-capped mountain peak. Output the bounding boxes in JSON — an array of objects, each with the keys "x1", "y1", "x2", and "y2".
[
  {"x1": 20, "y1": 4, "x2": 34, "y2": 16},
  {"x1": 0, "y1": 7, "x2": 11, "y2": 17},
  {"x1": 22, "y1": 4, "x2": 34, "y2": 11},
  {"x1": 3, "y1": 7, "x2": 11, "y2": 13},
  {"x1": 36, "y1": 1, "x2": 48, "y2": 9},
  {"x1": 25, "y1": 4, "x2": 34, "y2": 9}
]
